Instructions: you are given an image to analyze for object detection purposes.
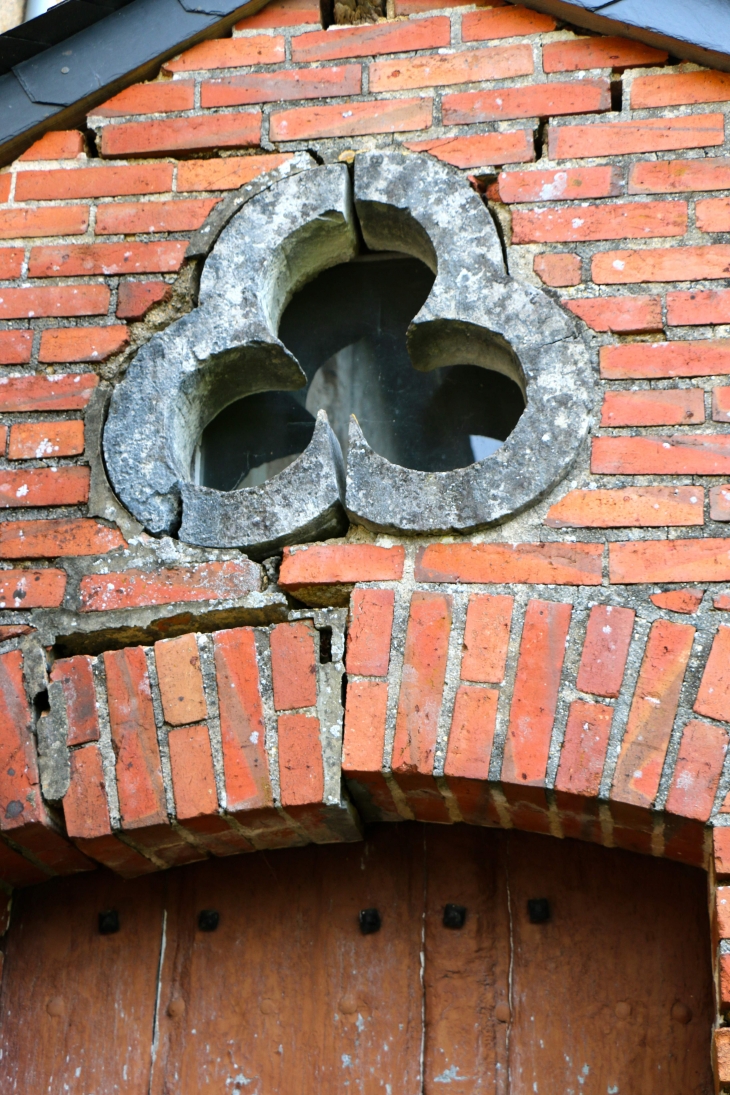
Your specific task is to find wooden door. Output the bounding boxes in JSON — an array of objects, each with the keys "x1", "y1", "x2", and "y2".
[{"x1": 0, "y1": 826, "x2": 714, "y2": 1094}]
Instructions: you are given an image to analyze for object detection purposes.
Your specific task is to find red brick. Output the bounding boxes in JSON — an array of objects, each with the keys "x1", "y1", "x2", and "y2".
[
  {"x1": 0, "y1": 285, "x2": 110, "y2": 320},
  {"x1": 101, "y1": 112, "x2": 261, "y2": 157},
  {"x1": 346, "y1": 587, "x2": 395, "y2": 677},
  {"x1": 104, "y1": 646, "x2": 167, "y2": 829},
  {"x1": 92, "y1": 81, "x2": 195, "y2": 116},
  {"x1": 444, "y1": 685, "x2": 498, "y2": 781},
  {"x1": 517, "y1": 201, "x2": 684, "y2": 244},
  {"x1": 0, "y1": 372, "x2": 97, "y2": 412},
  {"x1": 80, "y1": 559, "x2": 260, "y2": 611},
  {"x1": 280, "y1": 543, "x2": 404, "y2": 594},
  {"x1": 668, "y1": 718, "x2": 727, "y2": 823},
  {"x1": 543, "y1": 36, "x2": 667, "y2": 73},
  {"x1": 167, "y1": 723, "x2": 218, "y2": 818},
  {"x1": 650, "y1": 588, "x2": 704, "y2": 614},
  {"x1": 416, "y1": 541, "x2": 602, "y2": 585},
  {"x1": 612, "y1": 619, "x2": 695, "y2": 809},
  {"x1": 461, "y1": 5, "x2": 555, "y2": 40},
  {"x1": 601, "y1": 340, "x2": 730, "y2": 379},
  {"x1": 213, "y1": 626, "x2": 273, "y2": 814},
  {"x1": 163, "y1": 34, "x2": 284, "y2": 72},
  {"x1": 715, "y1": 387, "x2": 730, "y2": 422},
  {"x1": 534, "y1": 252, "x2": 581, "y2": 287},
  {"x1": 278, "y1": 712, "x2": 323, "y2": 805},
  {"x1": 202, "y1": 64, "x2": 361, "y2": 106},
  {"x1": 96, "y1": 197, "x2": 218, "y2": 235},
  {"x1": 120, "y1": 822, "x2": 204, "y2": 867},
  {"x1": 0, "y1": 206, "x2": 89, "y2": 240},
  {"x1": 19, "y1": 130, "x2": 84, "y2": 160},
  {"x1": 502, "y1": 599, "x2": 572, "y2": 787},
  {"x1": 710, "y1": 485, "x2": 730, "y2": 521},
  {"x1": 291, "y1": 17, "x2": 449, "y2": 62},
  {"x1": 721, "y1": 955, "x2": 730, "y2": 1010},
  {"x1": 631, "y1": 70, "x2": 730, "y2": 109},
  {"x1": 236, "y1": 0, "x2": 320, "y2": 26},
  {"x1": 270, "y1": 620, "x2": 317, "y2": 711},
  {"x1": 565, "y1": 295, "x2": 662, "y2": 333},
  {"x1": 176, "y1": 152, "x2": 292, "y2": 192},
  {"x1": 15, "y1": 163, "x2": 174, "y2": 201},
  {"x1": 694, "y1": 626, "x2": 730, "y2": 723},
  {"x1": 38, "y1": 326, "x2": 129, "y2": 364},
  {"x1": 62, "y1": 744, "x2": 111, "y2": 839},
  {"x1": 117, "y1": 280, "x2": 171, "y2": 320},
  {"x1": 0, "y1": 466, "x2": 89, "y2": 509},
  {"x1": 630, "y1": 157, "x2": 730, "y2": 195},
  {"x1": 0, "y1": 249, "x2": 22, "y2": 280},
  {"x1": 695, "y1": 197, "x2": 730, "y2": 234},
  {"x1": 51, "y1": 654, "x2": 100, "y2": 745},
  {"x1": 0, "y1": 570, "x2": 66, "y2": 608},
  {"x1": 715, "y1": 828, "x2": 730, "y2": 877},
  {"x1": 498, "y1": 165, "x2": 621, "y2": 204},
  {"x1": 154, "y1": 633, "x2": 206, "y2": 726},
  {"x1": 405, "y1": 130, "x2": 535, "y2": 168},
  {"x1": 0, "y1": 625, "x2": 33, "y2": 642},
  {"x1": 601, "y1": 389, "x2": 704, "y2": 427},
  {"x1": 576, "y1": 604, "x2": 635, "y2": 698},
  {"x1": 610, "y1": 538, "x2": 730, "y2": 584},
  {"x1": 0, "y1": 332, "x2": 32, "y2": 365},
  {"x1": 30, "y1": 241, "x2": 186, "y2": 278},
  {"x1": 555, "y1": 700, "x2": 613, "y2": 800},
  {"x1": 0, "y1": 650, "x2": 42, "y2": 827},
  {"x1": 343, "y1": 678, "x2": 388, "y2": 774},
  {"x1": 0, "y1": 176, "x2": 8, "y2": 204},
  {"x1": 371, "y1": 44, "x2": 533, "y2": 93},
  {"x1": 8, "y1": 419, "x2": 84, "y2": 459},
  {"x1": 0, "y1": 519, "x2": 124, "y2": 560},
  {"x1": 549, "y1": 114, "x2": 724, "y2": 160},
  {"x1": 0, "y1": 838, "x2": 48, "y2": 887},
  {"x1": 592, "y1": 435, "x2": 730, "y2": 475},
  {"x1": 392, "y1": 591, "x2": 452, "y2": 776},
  {"x1": 668, "y1": 289, "x2": 730, "y2": 327},
  {"x1": 444, "y1": 79, "x2": 609, "y2": 127},
  {"x1": 461, "y1": 592, "x2": 513, "y2": 684},
  {"x1": 270, "y1": 97, "x2": 431, "y2": 140},
  {"x1": 593, "y1": 245, "x2": 730, "y2": 285},
  {"x1": 545, "y1": 486, "x2": 703, "y2": 528},
  {"x1": 716, "y1": 593, "x2": 730, "y2": 611}
]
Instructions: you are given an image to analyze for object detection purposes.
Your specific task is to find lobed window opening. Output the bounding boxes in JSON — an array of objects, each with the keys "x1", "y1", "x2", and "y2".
[{"x1": 194, "y1": 253, "x2": 526, "y2": 492}]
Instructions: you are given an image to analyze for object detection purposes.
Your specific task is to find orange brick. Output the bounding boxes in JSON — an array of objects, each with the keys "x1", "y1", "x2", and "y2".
[
  {"x1": 576, "y1": 604, "x2": 635, "y2": 698},
  {"x1": 695, "y1": 197, "x2": 730, "y2": 233},
  {"x1": 8, "y1": 419, "x2": 84, "y2": 459},
  {"x1": 0, "y1": 569, "x2": 66, "y2": 609},
  {"x1": 50, "y1": 654, "x2": 100, "y2": 745},
  {"x1": 270, "y1": 97, "x2": 431, "y2": 140},
  {"x1": 280, "y1": 543, "x2": 404, "y2": 592},
  {"x1": 601, "y1": 389, "x2": 704, "y2": 427},
  {"x1": 0, "y1": 332, "x2": 33, "y2": 365},
  {"x1": 96, "y1": 197, "x2": 218, "y2": 234},
  {"x1": 549, "y1": 114, "x2": 723, "y2": 160},
  {"x1": 167, "y1": 723, "x2": 218, "y2": 818},
  {"x1": 593, "y1": 245, "x2": 730, "y2": 285},
  {"x1": 19, "y1": 130, "x2": 84, "y2": 160},
  {"x1": 715, "y1": 828, "x2": 730, "y2": 877},
  {"x1": 62, "y1": 744, "x2": 111, "y2": 839},
  {"x1": 630, "y1": 157, "x2": 730, "y2": 195},
  {"x1": 461, "y1": 592, "x2": 513, "y2": 684},
  {"x1": 236, "y1": 0, "x2": 320, "y2": 27},
  {"x1": 718, "y1": 885, "x2": 730, "y2": 937},
  {"x1": 291, "y1": 17, "x2": 449, "y2": 62},
  {"x1": 0, "y1": 176, "x2": 8, "y2": 203},
  {"x1": 0, "y1": 518, "x2": 123, "y2": 560},
  {"x1": 610, "y1": 539, "x2": 730, "y2": 584},
  {"x1": 405, "y1": 130, "x2": 535, "y2": 168},
  {"x1": 611, "y1": 619, "x2": 695, "y2": 809},
  {"x1": 545, "y1": 486, "x2": 703, "y2": 528},
  {"x1": 15, "y1": 163, "x2": 173, "y2": 201},
  {"x1": 176, "y1": 152, "x2": 292, "y2": 192},
  {"x1": 116, "y1": 281, "x2": 171, "y2": 320},
  {"x1": 100, "y1": 112, "x2": 261, "y2": 157},
  {"x1": 694, "y1": 626, "x2": 730, "y2": 723},
  {"x1": 534, "y1": 253, "x2": 581, "y2": 287},
  {"x1": 592, "y1": 435, "x2": 730, "y2": 475},
  {"x1": 346, "y1": 587, "x2": 395, "y2": 677},
  {"x1": 668, "y1": 288, "x2": 730, "y2": 326},
  {"x1": 154, "y1": 633, "x2": 207, "y2": 726},
  {"x1": 370, "y1": 44, "x2": 533, "y2": 92},
  {"x1": 666, "y1": 718, "x2": 727, "y2": 821},
  {"x1": 444, "y1": 79, "x2": 609, "y2": 126},
  {"x1": 565, "y1": 295, "x2": 662, "y2": 333},
  {"x1": 631, "y1": 70, "x2": 730, "y2": 109},
  {"x1": 415, "y1": 542, "x2": 603, "y2": 585},
  {"x1": 80, "y1": 559, "x2": 260, "y2": 610},
  {"x1": 0, "y1": 206, "x2": 89, "y2": 239},
  {"x1": 555, "y1": 700, "x2": 613, "y2": 799},
  {"x1": 0, "y1": 467, "x2": 89, "y2": 508},
  {"x1": 515, "y1": 201, "x2": 684, "y2": 244},
  {"x1": 0, "y1": 373, "x2": 97, "y2": 412},
  {"x1": 444, "y1": 685, "x2": 498, "y2": 781},
  {"x1": 502, "y1": 599, "x2": 572, "y2": 787},
  {"x1": 710, "y1": 485, "x2": 730, "y2": 521},
  {"x1": 104, "y1": 646, "x2": 167, "y2": 829},
  {"x1": 0, "y1": 249, "x2": 23, "y2": 279},
  {"x1": 92, "y1": 81, "x2": 195, "y2": 116},
  {"x1": 0, "y1": 285, "x2": 110, "y2": 320},
  {"x1": 202, "y1": 64, "x2": 360, "y2": 106},
  {"x1": 38, "y1": 326, "x2": 129, "y2": 363},
  {"x1": 30, "y1": 242, "x2": 186, "y2": 278},
  {"x1": 543, "y1": 36, "x2": 667, "y2": 72},
  {"x1": 715, "y1": 387, "x2": 730, "y2": 422},
  {"x1": 498, "y1": 165, "x2": 621, "y2": 203},
  {"x1": 278, "y1": 712, "x2": 323, "y2": 805},
  {"x1": 461, "y1": 5, "x2": 555, "y2": 40},
  {"x1": 600, "y1": 340, "x2": 730, "y2": 379},
  {"x1": 650, "y1": 588, "x2": 704, "y2": 614},
  {"x1": 343, "y1": 678, "x2": 389, "y2": 774},
  {"x1": 270, "y1": 620, "x2": 317, "y2": 711},
  {"x1": 163, "y1": 35, "x2": 284, "y2": 72},
  {"x1": 0, "y1": 650, "x2": 43, "y2": 828}
]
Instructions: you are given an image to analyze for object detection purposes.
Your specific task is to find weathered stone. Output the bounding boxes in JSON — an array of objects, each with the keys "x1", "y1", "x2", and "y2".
[{"x1": 37, "y1": 680, "x2": 70, "y2": 802}]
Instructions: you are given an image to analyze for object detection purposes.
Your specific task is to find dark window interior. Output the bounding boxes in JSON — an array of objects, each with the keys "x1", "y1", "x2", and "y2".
[{"x1": 196, "y1": 254, "x2": 525, "y2": 491}]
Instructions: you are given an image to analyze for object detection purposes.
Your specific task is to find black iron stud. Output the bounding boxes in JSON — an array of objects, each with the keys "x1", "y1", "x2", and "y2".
[
  {"x1": 198, "y1": 909, "x2": 220, "y2": 932},
  {"x1": 443, "y1": 903, "x2": 467, "y2": 929},
  {"x1": 527, "y1": 898, "x2": 550, "y2": 924},
  {"x1": 98, "y1": 909, "x2": 120, "y2": 935},
  {"x1": 359, "y1": 908, "x2": 381, "y2": 935}
]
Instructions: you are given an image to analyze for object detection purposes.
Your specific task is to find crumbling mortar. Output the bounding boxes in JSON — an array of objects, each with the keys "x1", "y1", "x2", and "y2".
[
  {"x1": 196, "y1": 631, "x2": 227, "y2": 809},
  {"x1": 144, "y1": 644, "x2": 176, "y2": 818},
  {"x1": 90, "y1": 652, "x2": 121, "y2": 829},
  {"x1": 432, "y1": 589, "x2": 468, "y2": 777},
  {"x1": 254, "y1": 626, "x2": 282, "y2": 805},
  {"x1": 545, "y1": 599, "x2": 592, "y2": 787},
  {"x1": 598, "y1": 613, "x2": 652, "y2": 800},
  {"x1": 488, "y1": 585, "x2": 530, "y2": 782}
]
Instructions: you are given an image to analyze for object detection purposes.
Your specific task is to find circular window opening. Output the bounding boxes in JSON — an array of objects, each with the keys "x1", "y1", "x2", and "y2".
[{"x1": 194, "y1": 254, "x2": 526, "y2": 491}]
